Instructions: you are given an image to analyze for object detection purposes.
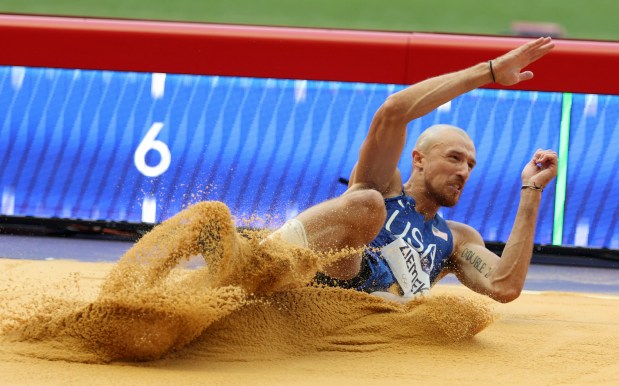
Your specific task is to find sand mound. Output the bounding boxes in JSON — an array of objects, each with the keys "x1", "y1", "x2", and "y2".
[
  {"x1": 188, "y1": 287, "x2": 495, "y2": 361},
  {"x1": 0, "y1": 201, "x2": 496, "y2": 363}
]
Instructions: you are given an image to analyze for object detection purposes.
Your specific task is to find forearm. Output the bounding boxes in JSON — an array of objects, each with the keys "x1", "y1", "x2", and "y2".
[
  {"x1": 386, "y1": 37, "x2": 554, "y2": 125},
  {"x1": 387, "y1": 62, "x2": 493, "y2": 124},
  {"x1": 489, "y1": 189, "x2": 542, "y2": 296}
]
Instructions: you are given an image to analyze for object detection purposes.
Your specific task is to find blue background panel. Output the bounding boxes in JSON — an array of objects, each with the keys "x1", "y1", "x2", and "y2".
[
  {"x1": 564, "y1": 94, "x2": 619, "y2": 248},
  {"x1": 1, "y1": 66, "x2": 564, "y2": 246}
]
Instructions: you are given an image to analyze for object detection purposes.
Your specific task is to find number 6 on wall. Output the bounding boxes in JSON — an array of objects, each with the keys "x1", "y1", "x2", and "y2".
[{"x1": 134, "y1": 122, "x2": 172, "y2": 177}]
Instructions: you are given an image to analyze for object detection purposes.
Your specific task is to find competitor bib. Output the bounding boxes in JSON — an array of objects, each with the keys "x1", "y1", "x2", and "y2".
[{"x1": 381, "y1": 237, "x2": 430, "y2": 297}]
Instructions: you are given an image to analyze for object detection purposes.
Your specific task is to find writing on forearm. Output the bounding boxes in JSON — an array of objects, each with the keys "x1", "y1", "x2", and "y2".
[
  {"x1": 462, "y1": 248, "x2": 493, "y2": 277},
  {"x1": 484, "y1": 267, "x2": 492, "y2": 279}
]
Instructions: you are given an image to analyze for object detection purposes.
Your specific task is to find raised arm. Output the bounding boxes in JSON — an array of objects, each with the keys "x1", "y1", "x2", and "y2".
[
  {"x1": 349, "y1": 37, "x2": 555, "y2": 194},
  {"x1": 448, "y1": 149, "x2": 559, "y2": 303}
]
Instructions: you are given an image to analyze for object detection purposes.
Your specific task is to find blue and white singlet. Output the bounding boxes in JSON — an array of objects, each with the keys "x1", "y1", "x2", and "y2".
[{"x1": 317, "y1": 191, "x2": 454, "y2": 294}]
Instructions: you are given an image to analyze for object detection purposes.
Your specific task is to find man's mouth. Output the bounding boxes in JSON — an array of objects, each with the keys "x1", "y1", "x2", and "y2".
[{"x1": 450, "y1": 183, "x2": 462, "y2": 193}]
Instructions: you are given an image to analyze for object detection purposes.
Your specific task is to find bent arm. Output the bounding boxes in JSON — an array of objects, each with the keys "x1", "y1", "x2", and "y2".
[
  {"x1": 449, "y1": 149, "x2": 558, "y2": 302},
  {"x1": 350, "y1": 37, "x2": 554, "y2": 193},
  {"x1": 448, "y1": 189, "x2": 542, "y2": 303}
]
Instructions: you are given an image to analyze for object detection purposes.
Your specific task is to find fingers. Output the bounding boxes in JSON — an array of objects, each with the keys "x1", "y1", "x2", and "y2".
[
  {"x1": 496, "y1": 37, "x2": 553, "y2": 86},
  {"x1": 532, "y1": 149, "x2": 558, "y2": 167},
  {"x1": 529, "y1": 42, "x2": 555, "y2": 63},
  {"x1": 513, "y1": 37, "x2": 549, "y2": 57},
  {"x1": 522, "y1": 149, "x2": 558, "y2": 188},
  {"x1": 518, "y1": 38, "x2": 554, "y2": 82},
  {"x1": 523, "y1": 149, "x2": 558, "y2": 187},
  {"x1": 530, "y1": 149, "x2": 543, "y2": 165},
  {"x1": 521, "y1": 38, "x2": 554, "y2": 66},
  {"x1": 525, "y1": 36, "x2": 549, "y2": 49},
  {"x1": 522, "y1": 37, "x2": 554, "y2": 52},
  {"x1": 513, "y1": 37, "x2": 554, "y2": 64},
  {"x1": 530, "y1": 43, "x2": 554, "y2": 60}
]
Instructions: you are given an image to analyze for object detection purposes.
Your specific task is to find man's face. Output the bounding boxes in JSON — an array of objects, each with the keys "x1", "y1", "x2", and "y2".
[{"x1": 416, "y1": 134, "x2": 476, "y2": 207}]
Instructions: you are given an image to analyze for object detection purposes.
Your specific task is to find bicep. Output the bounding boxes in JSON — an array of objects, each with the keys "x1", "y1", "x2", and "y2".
[
  {"x1": 451, "y1": 243, "x2": 500, "y2": 295},
  {"x1": 447, "y1": 222, "x2": 500, "y2": 296},
  {"x1": 349, "y1": 101, "x2": 408, "y2": 191}
]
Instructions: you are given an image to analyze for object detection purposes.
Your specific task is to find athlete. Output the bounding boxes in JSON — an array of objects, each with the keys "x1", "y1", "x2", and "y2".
[{"x1": 269, "y1": 37, "x2": 558, "y2": 303}]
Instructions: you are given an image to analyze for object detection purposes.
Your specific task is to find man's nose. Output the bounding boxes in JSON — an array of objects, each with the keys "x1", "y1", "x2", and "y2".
[{"x1": 455, "y1": 162, "x2": 470, "y2": 181}]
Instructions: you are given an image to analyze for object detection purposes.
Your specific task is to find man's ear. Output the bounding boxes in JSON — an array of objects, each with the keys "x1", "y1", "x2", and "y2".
[{"x1": 412, "y1": 149, "x2": 424, "y2": 170}]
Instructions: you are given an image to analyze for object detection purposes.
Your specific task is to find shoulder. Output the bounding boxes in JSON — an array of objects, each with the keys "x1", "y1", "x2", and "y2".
[
  {"x1": 446, "y1": 220, "x2": 485, "y2": 249},
  {"x1": 349, "y1": 165, "x2": 403, "y2": 198}
]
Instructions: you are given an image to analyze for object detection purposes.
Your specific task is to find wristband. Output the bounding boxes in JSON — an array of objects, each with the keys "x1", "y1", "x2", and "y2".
[
  {"x1": 488, "y1": 60, "x2": 496, "y2": 83},
  {"x1": 521, "y1": 184, "x2": 543, "y2": 192}
]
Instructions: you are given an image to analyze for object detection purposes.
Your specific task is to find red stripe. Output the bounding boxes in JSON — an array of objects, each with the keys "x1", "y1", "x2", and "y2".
[{"x1": 1, "y1": 14, "x2": 618, "y2": 95}]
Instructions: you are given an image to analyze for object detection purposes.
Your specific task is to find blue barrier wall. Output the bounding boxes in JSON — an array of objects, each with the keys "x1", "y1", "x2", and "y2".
[
  {"x1": 564, "y1": 94, "x2": 619, "y2": 248},
  {"x1": 0, "y1": 65, "x2": 609, "y2": 248}
]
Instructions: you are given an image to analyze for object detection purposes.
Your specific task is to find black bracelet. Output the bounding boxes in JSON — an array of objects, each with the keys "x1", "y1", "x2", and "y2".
[
  {"x1": 521, "y1": 184, "x2": 543, "y2": 192},
  {"x1": 488, "y1": 60, "x2": 496, "y2": 83}
]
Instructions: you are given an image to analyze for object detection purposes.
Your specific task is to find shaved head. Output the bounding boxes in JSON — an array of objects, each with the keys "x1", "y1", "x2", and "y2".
[
  {"x1": 415, "y1": 124, "x2": 473, "y2": 153},
  {"x1": 410, "y1": 124, "x2": 476, "y2": 208}
]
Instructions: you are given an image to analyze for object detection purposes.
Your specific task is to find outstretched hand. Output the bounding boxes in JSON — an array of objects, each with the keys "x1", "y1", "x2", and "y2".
[
  {"x1": 521, "y1": 149, "x2": 558, "y2": 190},
  {"x1": 492, "y1": 37, "x2": 555, "y2": 86}
]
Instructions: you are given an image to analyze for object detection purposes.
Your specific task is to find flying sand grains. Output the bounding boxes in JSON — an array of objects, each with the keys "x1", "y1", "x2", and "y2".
[{"x1": 0, "y1": 201, "x2": 498, "y2": 363}]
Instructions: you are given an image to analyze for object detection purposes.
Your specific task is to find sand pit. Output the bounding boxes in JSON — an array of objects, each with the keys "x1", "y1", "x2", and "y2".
[{"x1": 1, "y1": 202, "x2": 619, "y2": 385}]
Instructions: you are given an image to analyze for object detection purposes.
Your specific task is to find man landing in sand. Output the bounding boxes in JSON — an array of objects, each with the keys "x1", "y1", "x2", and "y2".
[
  {"x1": 122, "y1": 37, "x2": 558, "y2": 306},
  {"x1": 0, "y1": 38, "x2": 558, "y2": 364},
  {"x1": 268, "y1": 37, "x2": 558, "y2": 303}
]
